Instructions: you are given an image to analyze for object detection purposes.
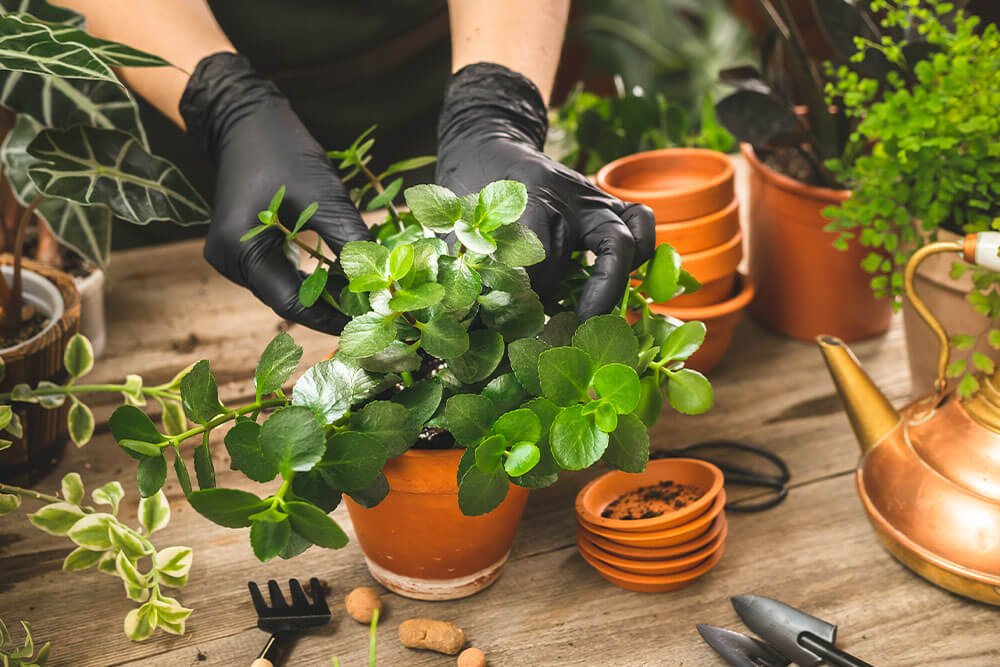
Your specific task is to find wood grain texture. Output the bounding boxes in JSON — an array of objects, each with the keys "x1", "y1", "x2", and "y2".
[{"x1": 1, "y1": 240, "x2": 996, "y2": 667}]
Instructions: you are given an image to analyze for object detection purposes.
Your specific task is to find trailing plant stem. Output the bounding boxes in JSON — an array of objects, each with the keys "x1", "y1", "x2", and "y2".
[
  {"x1": 361, "y1": 162, "x2": 401, "y2": 228},
  {"x1": 2, "y1": 193, "x2": 42, "y2": 333},
  {"x1": 0, "y1": 383, "x2": 180, "y2": 402},
  {"x1": 166, "y1": 398, "x2": 287, "y2": 448},
  {"x1": 0, "y1": 482, "x2": 93, "y2": 512}
]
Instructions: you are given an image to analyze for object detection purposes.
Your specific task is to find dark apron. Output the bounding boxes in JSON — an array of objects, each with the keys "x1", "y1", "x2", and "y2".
[{"x1": 116, "y1": 0, "x2": 450, "y2": 248}]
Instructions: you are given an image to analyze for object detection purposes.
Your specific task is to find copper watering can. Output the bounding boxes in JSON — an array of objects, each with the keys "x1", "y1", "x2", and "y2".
[{"x1": 818, "y1": 232, "x2": 1000, "y2": 605}]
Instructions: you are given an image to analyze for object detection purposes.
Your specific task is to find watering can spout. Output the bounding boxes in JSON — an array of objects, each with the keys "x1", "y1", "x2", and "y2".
[{"x1": 817, "y1": 335, "x2": 900, "y2": 454}]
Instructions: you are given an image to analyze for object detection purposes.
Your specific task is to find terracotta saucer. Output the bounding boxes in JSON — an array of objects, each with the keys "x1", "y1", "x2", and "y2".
[
  {"x1": 575, "y1": 458, "x2": 724, "y2": 533},
  {"x1": 579, "y1": 541, "x2": 726, "y2": 593},
  {"x1": 581, "y1": 513, "x2": 727, "y2": 561},
  {"x1": 578, "y1": 490, "x2": 726, "y2": 548},
  {"x1": 577, "y1": 517, "x2": 728, "y2": 576}
]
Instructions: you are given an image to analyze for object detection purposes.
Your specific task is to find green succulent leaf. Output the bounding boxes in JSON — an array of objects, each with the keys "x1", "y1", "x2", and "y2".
[
  {"x1": 63, "y1": 333, "x2": 93, "y2": 379},
  {"x1": 473, "y1": 433, "x2": 507, "y2": 473},
  {"x1": 60, "y1": 472, "x2": 83, "y2": 505},
  {"x1": 438, "y1": 255, "x2": 482, "y2": 310},
  {"x1": 188, "y1": 488, "x2": 268, "y2": 528},
  {"x1": 27, "y1": 126, "x2": 209, "y2": 225},
  {"x1": 593, "y1": 402, "x2": 619, "y2": 433},
  {"x1": 136, "y1": 454, "x2": 167, "y2": 497},
  {"x1": 388, "y1": 282, "x2": 445, "y2": 311},
  {"x1": 109, "y1": 405, "x2": 166, "y2": 452},
  {"x1": 292, "y1": 358, "x2": 379, "y2": 424},
  {"x1": 67, "y1": 399, "x2": 94, "y2": 447},
  {"x1": 492, "y1": 407, "x2": 541, "y2": 445},
  {"x1": 478, "y1": 288, "x2": 545, "y2": 340},
  {"x1": 349, "y1": 400, "x2": 420, "y2": 457},
  {"x1": 392, "y1": 378, "x2": 443, "y2": 425},
  {"x1": 572, "y1": 314, "x2": 639, "y2": 368},
  {"x1": 659, "y1": 321, "x2": 706, "y2": 362},
  {"x1": 260, "y1": 406, "x2": 326, "y2": 476},
  {"x1": 504, "y1": 442, "x2": 541, "y2": 477},
  {"x1": 482, "y1": 373, "x2": 529, "y2": 414},
  {"x1": 419, "y1": 313, "x2": 469, "y2": 359},
  {"x1": 448, "y1": 330, "x2": 505, "y2": 383},
  {"x1": 340, "y1": 241, "x2": 389, "y2": 292},
  {"x1": 603, "y1": 414, "x2": 650, "y2": 472},
  {"x1": 254, "y1": 332, "x2": 303, "y2": 398},
  {"x1": 538, "y1": 347, "x2": 595, "y2": 406},
  {"x1": 193, "y1": 442, "x2": 215, "y2": 490},
  {"x1": 476, "y1": 257, "x2": 531, "y2": 293},
  {"x1": 285, "y1": 501, "x2": 348, "y2": 549},
  {"x1": 347, "y1": 473, "x2": 390, "y2": 509},
  {"x1": 224, "y1": 419, "x2": 277, "y2": 483},
  {"x1": 358, "y1": 340, "x2": 421, "y2": 373},
  {"x1": 291, "y1": 470, "x2": 342, "y2": 513},
  {"x1": 474, "y1": 180, "x2": 528, "y2": 229},
  {"x1": 251, "y1": 516, "x2": 291, "y2": 562},
  {"x1": 403, "y1": 183, "x2": 463, "y2": 232},
  {"x1": 492, "y1": 223, "x2": 545, "y2": 267},
  {"x1": 454, "y1": 220, "x2": 497, "y2": 254},
  {"x1": 338, "y1": 312, "x2": 397, "y2": 358},
  {"x1": 593, "y1": 363, "x2": 641, "y2": 413},
  {"x1": 641, "y1": 244, "x2": 682, "y2": 302},
  {"x1": 298, "y1": 267, "x2": 329, "y2": 308},
  {"x1": 550, "y1": 404, "x2": 609, "y2": 470},
  {"x1": 505, "y1": 338, "x2": 549, "y2": 396},
  {"x1": 540, "y1": 311, "x2": 580, "y2": 346},
  {"x1": 179, "y1": 360, "x2": 224, "y2": 425},
  {"x1": 633, "y1": 376, "x2": 664, "y2": 427},
  {"x1": 444, "y1": 394, "x2": 497, "y2": 445},
  {"x1": 666, "y1": 368, "x2": 714, "y2": 415},
  {"x1": 457, "y1": 465, "x2": 509, "y2": 516}
]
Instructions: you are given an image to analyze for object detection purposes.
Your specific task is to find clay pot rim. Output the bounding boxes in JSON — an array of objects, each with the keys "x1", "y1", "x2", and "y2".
[
  {"x1": 741, "y1": 143, "x2": 848, "y2": 204},
  {"x1": 575, "y1": 457, "x2": 724, "y2": 532},
  {"x1": 577, "y1": 518, "x2": 728, "y2": 575},
  {"x1": 580, "y1": 537, "x2": 725, "y2": 586},
  {"x1": 596, "y1": 148, "x2": 734, "y2": 202},
  {"x1": 656, "y1": 273, "x2": 755, "y2": 320},
  {"x1": 578, "y1": 490, "x2": 727, "y2": 546},
  {"x1": 583, "y1": 514, "x2": 727, "y2": 561},
  {"x1": 655, "y1": 198, "x2": 739, "y2": 232},
  {"x1": 678, "y1": 230, "x2": 743, "y2": 282}
]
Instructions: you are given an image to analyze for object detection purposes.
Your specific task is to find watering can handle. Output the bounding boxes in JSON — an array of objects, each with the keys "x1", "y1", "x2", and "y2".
[{"x1": 906, "y1": 232, "x2": 1000, "y2": 396}]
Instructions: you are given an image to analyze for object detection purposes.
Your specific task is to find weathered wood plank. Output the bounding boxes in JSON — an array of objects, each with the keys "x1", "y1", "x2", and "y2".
[{"x1": 3, "y1": 239, "x2": 988, "y2": 667}]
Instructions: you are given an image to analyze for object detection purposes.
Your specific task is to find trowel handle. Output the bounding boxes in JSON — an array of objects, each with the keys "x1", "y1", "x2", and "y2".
[
  {"x1": 799, "y1": 632, "x2": 874, "y2": 667},
  {"x1": 904, "y1": 232, "x2": 1000, "y2": 396}
]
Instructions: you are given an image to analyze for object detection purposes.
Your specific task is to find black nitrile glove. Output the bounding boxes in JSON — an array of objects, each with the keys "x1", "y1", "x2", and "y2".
[
  {"x1": 436, "y1": 63, "x2": 655, "y2": 319},
  {"x1": 180, "y1": 52, "x2": 371, "y2": 334}
]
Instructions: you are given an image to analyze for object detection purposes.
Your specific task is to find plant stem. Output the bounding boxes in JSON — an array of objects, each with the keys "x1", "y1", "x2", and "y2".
[
  {"x1": 2, "y1": 193, "x2": 41, "y2": 333},
  {"x1": 276, "y1": 221, "x2": 338, "y2": 269},
  {"x1": 0, "y1": 383, "x2": 179, "y2": 402},
  {"x1": 360, "y1": 163, "x2": 401, "y2": 228},
  {"x1": 369, "y1": 607, "x2": 379, "y2": 667},
  {"x1": 167, "y1": 398, "x2": 286, "y2": 448},
  {"x1": 0, "y1": 481, "x2": 93, "y2": 512}
]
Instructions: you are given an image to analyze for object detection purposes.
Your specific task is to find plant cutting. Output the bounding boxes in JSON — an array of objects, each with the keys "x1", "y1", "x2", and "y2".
[
  {"x1": 0, "y1": 614, "x2": 49, "y2": 667},
  {"x1": 823, "y1": 0, "x2": 1000, "y2": 396},
  {"x1": 0, "y1": 2, "x2": 209, "y2": 480},
  {"x1": 713, "y1": 0, "x2": 915, "y2": 341}
]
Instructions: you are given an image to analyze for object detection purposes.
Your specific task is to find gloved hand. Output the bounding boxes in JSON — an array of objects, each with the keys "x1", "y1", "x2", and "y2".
[
  {"x1": 436, "y1": 63, "x2": 655, "y2": 320},
  {"x1": 180, "y1": 52, "x2": 371, "y2": 334}
]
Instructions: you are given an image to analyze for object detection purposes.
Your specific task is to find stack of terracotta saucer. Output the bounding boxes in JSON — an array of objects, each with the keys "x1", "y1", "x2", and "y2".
[
  {"x1": 597, "y1": 149, "x2": 755, "y2": 373},
  {"x1": 575, "y1": 458, "x2": 727, "y2": 593}
]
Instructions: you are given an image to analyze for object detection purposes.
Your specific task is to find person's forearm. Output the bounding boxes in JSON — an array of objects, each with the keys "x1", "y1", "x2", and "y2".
[
  {"x1": 54, "y1": 0, "x2": 235, "y2": 128},
  {"x1": 447, "y1": 0, "x2": 569, "y2": 104}
]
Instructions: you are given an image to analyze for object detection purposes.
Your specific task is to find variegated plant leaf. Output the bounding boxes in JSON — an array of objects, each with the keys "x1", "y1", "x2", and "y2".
[
  {"x1": 0, "y1": 0, "x2": 85, "y2": 28},
  {"x1": 9, "y1": 12, "x2": 169, "y2": 68},
  {"x1": 0, "y1": 13, "x2": 119, "y2": 83},
  {"x1": 0, "y1": 70, "x2": 148, "y2": 146},
  {"x1": 1, "y1": 114, "x2": 111, "y2": 266},
  {"x1": 27, "y1": 125, "x2": 210, "y2": 226}
]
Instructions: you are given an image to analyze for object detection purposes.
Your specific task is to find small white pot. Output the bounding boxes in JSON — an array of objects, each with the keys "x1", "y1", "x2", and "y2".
[
  {"x1": 74, "y1": 268, "x2": 106, "y2": 359},
  {"x1": 0, "y1": 265, "x2": 64, "y2": 356}
]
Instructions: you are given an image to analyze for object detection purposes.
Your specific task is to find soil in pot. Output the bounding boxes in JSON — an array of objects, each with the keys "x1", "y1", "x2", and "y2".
[
  {"x1": 601, "y1": 480, "x2": 705, "y2": 520},
  {"x1": 0, "y1": 257, "x2": 81, "y2": 484},
  {"x1": 0, "y1": 309, "x2": 49, "y2": 349},
  {"x1": 344, "y1": 433, "x2": 529, "y2": 601},
  {"x1": 742, "y1": 144, "x2": 892, "y2": 342}
]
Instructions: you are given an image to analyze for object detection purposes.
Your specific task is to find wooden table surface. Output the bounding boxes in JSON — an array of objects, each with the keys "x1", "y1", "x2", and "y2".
[{"x1": 1, "y1": 239, "x2": 997, "y2": 667}]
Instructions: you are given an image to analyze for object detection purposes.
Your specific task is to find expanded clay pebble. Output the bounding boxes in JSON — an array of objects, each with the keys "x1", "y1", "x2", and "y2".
[
  {"x1": 344, "y1": 587, "x2": 382, "y2": 623},
  {"x1": 398, "y1": 618, "x2": 466, "y2": 655},
  {"x1": 457, "y1": 647, "x2": 487, "y2": 666}
]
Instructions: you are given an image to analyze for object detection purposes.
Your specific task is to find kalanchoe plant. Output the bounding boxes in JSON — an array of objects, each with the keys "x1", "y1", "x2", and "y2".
[
  {"x1": 0, "y1": 614, "x2": 49, "y2": 667},
  {"x1": 0, "y1": 2, "x2": 208, "y2": 335},
  {"x1": 0, "y1": 473, "x2": 192, "y2": 641},
  {"x1": 823, "y1": 0, "x2": 1000, "y2": 397}
]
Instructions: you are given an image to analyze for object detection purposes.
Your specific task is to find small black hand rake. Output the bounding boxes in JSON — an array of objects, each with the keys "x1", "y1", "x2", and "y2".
[{"x1": 248, "y1": 578, "x2": 331, "y2": 667}]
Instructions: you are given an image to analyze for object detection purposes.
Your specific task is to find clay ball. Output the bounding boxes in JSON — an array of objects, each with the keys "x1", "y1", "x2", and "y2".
[
  {"x1": 457, "y1": 647, "x2": 487, "y2": 667},
  {"x1": 344, "y1": 586, "x2": 382, "y2": 623}
]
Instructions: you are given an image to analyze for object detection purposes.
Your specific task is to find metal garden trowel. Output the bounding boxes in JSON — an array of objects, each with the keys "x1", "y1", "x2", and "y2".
[
  {"x1": 697, "y1": 624, "x2": 790, "y2": 666},
  {"x1": 730, "y1": 595, "x2": 872, "y2": 667}
]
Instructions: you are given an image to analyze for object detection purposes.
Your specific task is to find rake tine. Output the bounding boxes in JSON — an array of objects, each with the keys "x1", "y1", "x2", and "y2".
[
  {"x1": 248, "y1": 581, "x2": 268, "y2": 615},
  {"x1": 267, "y1": 579, "x2": 288, "y2": 609},
  {"x1": 309, "y1": 578, "x2": 330, "y2": 612},
  {"x1": 288, "y1": 578, "x2": 310, "y2": 610}
]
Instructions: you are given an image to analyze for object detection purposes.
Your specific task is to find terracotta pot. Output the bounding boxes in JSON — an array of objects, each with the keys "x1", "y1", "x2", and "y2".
[
  {"x1": 742, "y1": 144, "x2": 892, "y2": 342},
  {"x1": 583, "y1": 514, "x2": 727, "y2": 561},
  {"x1": 575, "y1": 458, "x2": 724, "y2": 532},
  {"x1": 577, "y1": 519, "x2": 728, "y2": 576},
  {"x1": 344, "y1": 448, "x2": 529, "y2": 601},
  {"x1": 655, "y1": 199, "x2": 740, "y2": 255},
  {"x1": 902, "y1": 230, "x2": 998, "y2": 398},
  {"x1": 596, "y1": 148, "x2": 734, "y2": 223},
  {"x1": 669, "y1": 231, "x2": 743, "y2": 308},
  {"x1": 579, "y1": 540, "x2": 725, "y2": 593},
  {"x1": 0, "y1": 257, "x2": 80, "y2": 484},
  {"x1": 579, "y1": 490, "x2": 726, "y2": 548},
  {"x1": 653, "y1": 273, "x2": 755, "y2": 374}
]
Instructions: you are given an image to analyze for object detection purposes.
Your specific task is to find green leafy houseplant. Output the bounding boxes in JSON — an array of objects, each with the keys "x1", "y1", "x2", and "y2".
[
  {"x1": 547, "y1": 79, "x2": 736, "y2": 173},
  {"x1": 824, "y1": 0, "x2": 999, "y2": 396},
  {"x1": 0, "y1": 614, "x2": 49, "y2": 667},
  {"x1": 0, "y1": 2, "x2": 208, "y2": 335}
]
